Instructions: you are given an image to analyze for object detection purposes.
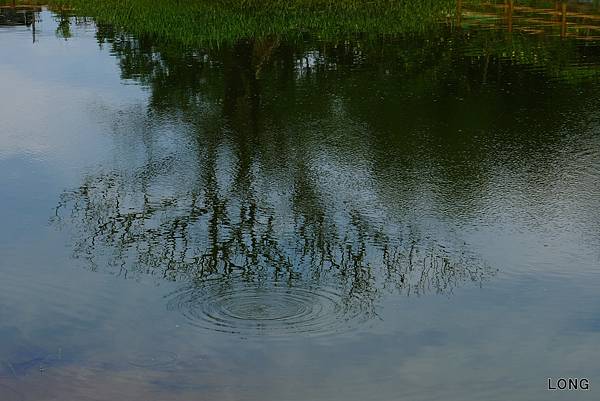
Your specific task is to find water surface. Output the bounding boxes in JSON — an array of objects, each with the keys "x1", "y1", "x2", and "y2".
[{"x1": 1, "y1": 2, "x2": 600, "y2": 400}]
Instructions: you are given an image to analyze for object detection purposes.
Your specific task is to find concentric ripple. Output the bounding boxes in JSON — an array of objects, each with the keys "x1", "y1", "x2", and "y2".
[{"x1": 168, "y1": 280, "x2": 372, "y2": 337}]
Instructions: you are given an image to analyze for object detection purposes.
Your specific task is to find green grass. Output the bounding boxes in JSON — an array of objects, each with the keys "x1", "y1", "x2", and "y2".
[{"x1": 40, "y1": 0, "x2": 457, "y2": 45}]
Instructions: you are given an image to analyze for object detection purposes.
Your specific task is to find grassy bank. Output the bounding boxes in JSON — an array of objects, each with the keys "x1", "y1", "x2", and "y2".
[{"x1": 37, "y1": 0, "x2": 456, "y2": 45}]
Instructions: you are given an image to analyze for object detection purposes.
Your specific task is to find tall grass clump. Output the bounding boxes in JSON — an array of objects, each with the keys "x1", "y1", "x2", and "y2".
[{"x1": 42, "y1": 0, "x2": 456, "y2": 45}]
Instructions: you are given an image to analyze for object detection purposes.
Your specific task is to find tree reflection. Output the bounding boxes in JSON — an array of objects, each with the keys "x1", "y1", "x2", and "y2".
[
  {"x1": 50, "y1": 14, "x2": 600, "y2": 327},
  {"x1": 52, "y1": 87, "x2": 494, "y2": 329},
  {"x1": 54, "y1": 149, "x2": 493, "y2": 302},
  {"x1": 57, "y1": 15, "x2": 600, "y2": 331}
]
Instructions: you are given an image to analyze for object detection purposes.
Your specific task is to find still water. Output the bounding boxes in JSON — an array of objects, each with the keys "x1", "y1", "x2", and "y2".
[{"x1": 1, "y1": 3, "x2": 600, "y2": 400}]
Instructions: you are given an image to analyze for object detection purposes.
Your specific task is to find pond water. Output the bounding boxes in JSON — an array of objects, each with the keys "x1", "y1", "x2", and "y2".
[{"x1": 1, "y1": 3, "x2": 600, "y2": 400}]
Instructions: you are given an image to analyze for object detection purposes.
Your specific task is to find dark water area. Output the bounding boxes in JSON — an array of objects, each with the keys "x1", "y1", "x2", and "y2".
[{"x1": 1, "y1": 2, "x2": 600, "y2": 400}]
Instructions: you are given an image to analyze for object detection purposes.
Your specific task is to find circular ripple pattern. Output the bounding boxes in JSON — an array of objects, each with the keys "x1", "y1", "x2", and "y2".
[{"x1": 168, "y1": 281, "x2": 372, "y2": 337}]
